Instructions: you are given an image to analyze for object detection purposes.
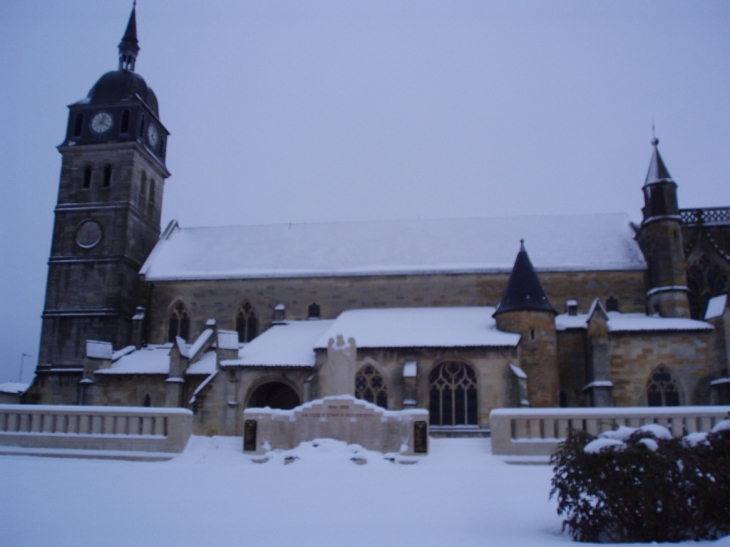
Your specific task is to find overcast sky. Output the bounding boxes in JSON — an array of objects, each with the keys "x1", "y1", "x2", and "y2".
[{"x1": 1, "y1": 0, "x2": 729, "y2": 383}]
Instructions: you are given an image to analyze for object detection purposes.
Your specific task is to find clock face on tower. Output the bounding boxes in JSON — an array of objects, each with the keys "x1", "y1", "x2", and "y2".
[
  {"x1": 90, "y1": 111, "x2": 113, "y2": 134},
  {"x1": 147, "y1": 123, "x2": 159, "y2": 148}
]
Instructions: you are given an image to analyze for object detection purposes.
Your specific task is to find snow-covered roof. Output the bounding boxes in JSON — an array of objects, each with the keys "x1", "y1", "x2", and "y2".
[
  {"x1": 95, "y1": 344, "x2": 171, "y2": 375},
  {"x1": 556, "y1": 311, "x2": 714, "y2": 332},
  {"x1": 221, "y1": 320, "x2": 335, "y2": 368},
  {"x1": 86, "y1": 340, "x2": 112, "y2": 360},
  {"x1": 705, "y1": 294, "x2": 727, "y2": 320},
  {"x1": 0, "y1": 382, "x2": 29, "y2": 395},
  {"x1": 186, "y1": 351, "x2": 217, "y2": 375},
  {"x1": 314, "y1": 307, "x2": 521, "y2": 349},
  {"x1": 141, "y1": 213, "x2": 645, "y2": 281}
]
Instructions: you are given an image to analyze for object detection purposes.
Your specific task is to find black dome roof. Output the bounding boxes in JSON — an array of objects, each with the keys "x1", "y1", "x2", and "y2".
[{"x1": 87, "y1": 70, "x2": 159, "y2": 117}]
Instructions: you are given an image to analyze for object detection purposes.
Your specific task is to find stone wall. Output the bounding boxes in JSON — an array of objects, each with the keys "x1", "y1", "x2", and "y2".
[
  {"x1": 145, "y1": 269, "x2": 646, "y2": 345},
  {"x1": 557, "y1": 330, "x2": 588, "y2": 407},
  {"x1": 609, "y1": 330, "x2": 715, "y2": 406}
]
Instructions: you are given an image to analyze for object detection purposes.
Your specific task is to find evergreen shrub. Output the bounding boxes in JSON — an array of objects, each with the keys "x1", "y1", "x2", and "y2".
[{"x1": 549, "y1": 421, "x2": 730, "y2": 543}]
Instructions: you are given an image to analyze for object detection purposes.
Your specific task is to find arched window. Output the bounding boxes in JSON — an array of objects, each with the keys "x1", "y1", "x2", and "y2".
[
  {"x1": 138, "y1": 172, "x2": 147, "y2": 207},
  {"x1": 82, "y1": 165, "x2": 92, "y2": 189},
  {"x1": 143, "y1": 394, "x2": 151, "y2": 407},
  {"x1": 102, "y1": 164, "x2": 112, "y2": 187},
  {"x1": 168, "y1": 301, "x2": 190, "y2": 343},
  {"x1": 429, "y1": 361, "x2": 478, "y2": 426},
  {"x1": 308, "y1": 302, "x2": 321, "y2": 319},
  {"x1": 647, "y1": 365, "x2": 680, "y2": 407},
  {"x1": 236, "y1": 301, "x2": 258, "y2": 342},
  {"x1": 159, "y1": 135, "x2": 166, "y2": 157},
  {"x1": 120, "y1": 109, "x2": 130, "y2": 134},
  {"x1": 139, "y1": 115, "x2": 146, "y2": 137},
  {"x1": 74, "y1": 113, "x2": 84, "y2": 137},
  {"x1": 355, "y1": 365, "x2": 387, "y2": 409}
]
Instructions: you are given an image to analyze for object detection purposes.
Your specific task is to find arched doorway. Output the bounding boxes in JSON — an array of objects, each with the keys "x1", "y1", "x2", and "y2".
[
  {"x1": 248, "y1": 382, "x2": 300, "y2": 410},
  {"x1": 429, "y1": 361, "x2": 478, "y2": 426}
]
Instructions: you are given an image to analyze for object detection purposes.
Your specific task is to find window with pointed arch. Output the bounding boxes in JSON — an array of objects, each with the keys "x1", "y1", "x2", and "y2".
[
  {"x1": 236, "y1": 301, "x2": 258, "y2": 342},
  {"x1": 429, "y1": 361, "x2": 478, "y2": 426},
  {"x1": 646, "y1": 365, "x2": 681, "y2": 407},
  {"x1": 167, "y1": 301, "x2": 190, "y2": 343},
  {"x1": 355, "y1": 365, "x2": 388, "y2": 409}
]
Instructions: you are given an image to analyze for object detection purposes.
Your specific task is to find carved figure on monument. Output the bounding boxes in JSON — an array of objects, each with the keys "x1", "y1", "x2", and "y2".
[{"x1": 325, "y1": 335, "x2": 357, "y2": 396}]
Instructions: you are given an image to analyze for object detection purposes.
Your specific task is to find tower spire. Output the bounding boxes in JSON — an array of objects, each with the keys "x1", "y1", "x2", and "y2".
[
  {"x1": 644, "y1": 136, "x2": 673, "y2": 187},
  {"x1": 118, "y1": 2, "x2": 139, "y2": 71}
]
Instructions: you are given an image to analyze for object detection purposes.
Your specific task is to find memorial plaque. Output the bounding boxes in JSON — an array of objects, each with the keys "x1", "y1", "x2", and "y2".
[
  {"x1": 414, "y1": 421, "x2": 428, "y2": 454},
  {"x1": 243, "y1": 420, "x2": 258, "y2": 452}
]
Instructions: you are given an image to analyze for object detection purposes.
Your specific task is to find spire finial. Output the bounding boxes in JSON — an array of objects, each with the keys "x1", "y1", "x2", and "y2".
[
  {"x1": 520, "y1": 238, "x2": 525, "y2": 250},
  {"x1": 651, "y1": 120, "x2": 659, "y2": 147},
  {"x1": 118, "y1": 3, "x2": 140, "y2": 71}
]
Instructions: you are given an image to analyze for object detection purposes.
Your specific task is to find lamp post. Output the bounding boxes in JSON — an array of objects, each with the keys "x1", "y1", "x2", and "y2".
[{"x1": 19, "y1": 353, "x2": 31, "y2": 383}]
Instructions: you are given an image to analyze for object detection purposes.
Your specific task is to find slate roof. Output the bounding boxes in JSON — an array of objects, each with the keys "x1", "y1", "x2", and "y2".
[
  {"x1": 493, "y1": 241, "x2": 556, "y2": 316},
  {"x1": 644, "y1": 138, "x2": 674, "y2": 186}
]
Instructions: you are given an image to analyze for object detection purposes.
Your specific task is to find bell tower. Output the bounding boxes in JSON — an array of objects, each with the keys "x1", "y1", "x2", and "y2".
[{"x1": 33, "y1": 5, "x2": 170, "y2": 400}]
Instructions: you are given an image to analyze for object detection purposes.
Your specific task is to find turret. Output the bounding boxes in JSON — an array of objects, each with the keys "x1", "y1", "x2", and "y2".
[
  {"x1": 636, "y1": 138, "x2": 690, "y2": 317},
  {"x1": 494, "y1": 241, "x2": 560, "y2": 407}
]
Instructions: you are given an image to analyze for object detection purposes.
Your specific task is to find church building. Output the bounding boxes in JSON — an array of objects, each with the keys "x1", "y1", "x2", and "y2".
[{"x1": 24, "y1": 8, "x2": 730, "y2": 436}]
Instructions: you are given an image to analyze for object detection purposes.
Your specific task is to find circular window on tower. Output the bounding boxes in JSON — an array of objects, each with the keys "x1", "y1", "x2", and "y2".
[{"x1": 75, "y1": 219, "x2": 103, "y2": 249}]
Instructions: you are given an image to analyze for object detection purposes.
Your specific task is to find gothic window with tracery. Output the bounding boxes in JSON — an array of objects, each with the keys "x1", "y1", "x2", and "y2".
[
  {"x1": 687, "y1": 254, "x2": 728, "y2": 319},
  {"x1": 429, "y1": 361, "x2": 478, "y2": 426},
  {"x1": 167, "y1": 301, "x2": 190, "y2": 343},
  {"x1": 236, "y1": 301, "x2": 258, "y2": 342},
  {"x1": 355, "y1": 365, "x2": 388, "y2": 409},
  {"x1": 646, "y1": 365, "x2": 680, "y2": 407}
]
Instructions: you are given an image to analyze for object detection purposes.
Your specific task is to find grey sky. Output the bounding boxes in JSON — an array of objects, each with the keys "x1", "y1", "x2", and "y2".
[{"x1": 1, "y1": 0, "x2": 728, "y2": 383}]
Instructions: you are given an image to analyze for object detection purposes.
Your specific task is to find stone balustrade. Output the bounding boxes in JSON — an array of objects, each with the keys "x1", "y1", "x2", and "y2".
[
  {"x1": 490, "y1": 406, "x2": 730, "y2": 457},
  {"x1": 0, "y1": 404, "x2": 193, "y2": 458}
]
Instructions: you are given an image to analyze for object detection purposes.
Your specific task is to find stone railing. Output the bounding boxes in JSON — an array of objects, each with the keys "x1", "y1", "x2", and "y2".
[
  {"x1": 0, "y1": 405, "x2": 193, "y2": 458},
  {"x1": 680, "y1": 207, "x2": 730, "y2": 226},
  {"x1": 490, "y1": 406, "x2": 730, "y2": 457}
]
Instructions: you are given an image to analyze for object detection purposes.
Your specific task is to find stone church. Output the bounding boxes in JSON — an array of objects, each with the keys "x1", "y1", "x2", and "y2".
[{"x1": 24, "y1": 7, "x2": 730, "y2": 436}]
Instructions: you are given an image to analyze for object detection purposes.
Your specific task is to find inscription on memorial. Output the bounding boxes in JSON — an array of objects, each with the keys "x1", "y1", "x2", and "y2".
[
  {"x1": 243, "y1": 420, "x2": 257, "y2": 452},
  {"x1": 414, "y1": 421, "x2": 428, "y2": 454}
]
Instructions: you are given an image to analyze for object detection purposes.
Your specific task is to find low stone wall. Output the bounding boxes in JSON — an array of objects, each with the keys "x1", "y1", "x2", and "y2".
[
  {"x1": 0, "y1": 404, "x2": 193, "y2": 457},
  {"x1": 490, "y1": 406, "x2": 730, "y2": 457},
  {"x1": 243, "y1": 395, "x2": 429, "y2": 455}
]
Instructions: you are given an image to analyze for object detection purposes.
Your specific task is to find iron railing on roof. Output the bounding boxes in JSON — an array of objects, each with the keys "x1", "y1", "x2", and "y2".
[{"x1": 680, "y1": 207, "x2": 730, "y2": 226}]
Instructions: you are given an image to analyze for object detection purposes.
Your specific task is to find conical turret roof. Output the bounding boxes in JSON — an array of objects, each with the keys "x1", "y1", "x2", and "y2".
[
  {"x1": 493, "y1": 240, "x2": 556, "y2": 317},
  {"x1": 644, "y1": 138, "x2": 674, "y2": 187}
]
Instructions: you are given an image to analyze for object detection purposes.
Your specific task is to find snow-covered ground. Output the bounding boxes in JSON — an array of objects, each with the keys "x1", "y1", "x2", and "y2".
[{"x1": 1, "y1": 436, "x2": 728, "y2": 547}]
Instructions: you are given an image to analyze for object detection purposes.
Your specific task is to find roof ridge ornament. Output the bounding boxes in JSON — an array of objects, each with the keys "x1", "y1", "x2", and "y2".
[{"x1": 118, "y1": 2, "x2": 140, "y2": 72}]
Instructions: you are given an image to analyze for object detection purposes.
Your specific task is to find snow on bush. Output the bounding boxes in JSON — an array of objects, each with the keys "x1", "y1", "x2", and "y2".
[{"x1": 550, "y1": 422, "x2": 730, "y2": 543}]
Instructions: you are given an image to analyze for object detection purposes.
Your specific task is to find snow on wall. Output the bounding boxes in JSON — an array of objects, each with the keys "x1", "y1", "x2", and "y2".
[{"x1": 141, "y1": 213, "x2": 646, "y2": 281}]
